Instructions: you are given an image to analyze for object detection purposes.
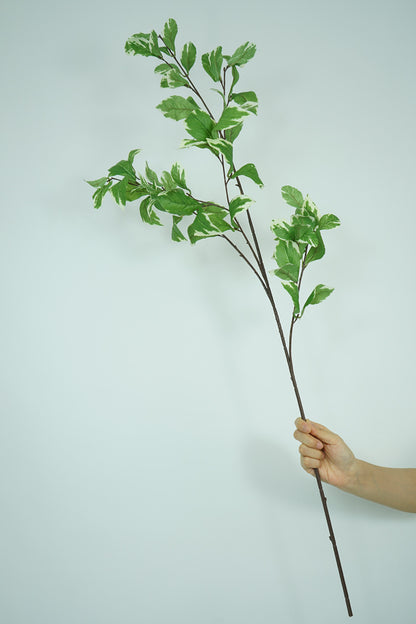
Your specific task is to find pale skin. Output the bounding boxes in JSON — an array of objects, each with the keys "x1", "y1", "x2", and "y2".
[{"x1": 293, "y1": 418, "x2": 416, "y2": 513}]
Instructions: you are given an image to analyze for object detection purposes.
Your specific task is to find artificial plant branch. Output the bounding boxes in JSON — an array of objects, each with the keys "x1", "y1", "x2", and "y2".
[{"x1": 87, "y1": 18, "x2": 352, "y2": 617}]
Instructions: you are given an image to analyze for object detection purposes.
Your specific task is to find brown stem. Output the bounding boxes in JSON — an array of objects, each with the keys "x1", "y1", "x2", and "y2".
[{"x1": 240, "y1": 210, "x2": 353, "y2": 617}]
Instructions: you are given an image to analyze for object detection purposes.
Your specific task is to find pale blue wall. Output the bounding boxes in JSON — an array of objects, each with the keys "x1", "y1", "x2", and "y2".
[{"x1": 1, "y1": 0, "x2": 415, "y2": 622}]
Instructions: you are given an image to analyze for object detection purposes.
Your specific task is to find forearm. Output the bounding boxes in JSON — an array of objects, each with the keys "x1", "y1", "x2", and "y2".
[{"x1": 342, "y1": 460, "x2": 416, "y2": 513}]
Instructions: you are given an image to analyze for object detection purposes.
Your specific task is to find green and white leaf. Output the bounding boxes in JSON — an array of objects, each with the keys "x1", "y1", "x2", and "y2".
[
  {"x1": 231, "y1": 91, "x2": 258, "y2": 114},
  {"x1": 274, "y1": 263, "x2": 299, "y2": 283},
  {"x1": 163, "y1": 18, "x2": 178, "y2": 53},
  {"x1": 181, "y1": 42, "x2": 197, "y2": 72},
  {"x1": 154, "y1": 189, "x2": 199, "y2": 216},
  {"x1": 187, "y1": 208, "x2": 232, "y2": 244},
  {"x1": 270, "y1": 219, "x2": 294, "y2": 241},
  {"x1": 86, "y1": 177, "x2": 108, "y2": 188},
  {"x1": 273, "y1": 239, "x2": 302, "y2": 269},
  {"x1": 160, "y1": 67, "x2": 189, "y2": 89},
  {"x1": 301, "y1": 284, "x2": 334, "y2": 316},
  {"x1": 229, "y1": 195, "x2": 253, "y2": 223},
  {"x1": 227, "y1": 42, "x2": 256, "y2": 67},
  {"x1": 156, "y1": 95, "x2": 199, "y2": 120},
  {"x1": 108, "y1": 159, "x2": 136, "y2": 180},
  {"x1": 160, "y1": 170, "x2": 177, "y2": 192},
  {"x1": 171, "y1": 215, "x2": 187, "y2": 242},
  {"x1": 201, "y1": 46, "x2": 223, "y2": 82},
  {"x1": 224, "y1": 122, "x2": 243, "y2": 143},
  {"x1": 125, "y1": 33, "x2": 152, "y2": 57},
  {"x1": 319, "y1": 213, "x2": 341, "y2": 230},
  {"x1": 110, "y1": 177, "x2": 128, "y2": 206},
  {"x1": 139, "y1": 197, "x2": 163, "y2": 226},
  {"x1": 206, "y1": 138, "x2": 233, "y2": 166},
  {"x1": 185, "y1": 109, "x2": 216, "y2": 140},
  {"x1": 171, "y1": 162, "x2": 188, "y2": 189},
  {"x1": 215, "y1": 106, "x2": 250, "y2": 131},
  {"x1": 92, "y1": 181, "x2": 112, "y2": 209},
  {"x1": 304, "y1": 230, "x2": 325, "y2": 264},
  {"x1": 231, "y1": 163, "x2": 263, "y2": 187},
  {"x1": 282, "y1": 282, "x2": 300, "y2": 316},
  {"x1": 145, "y1": 162, "x2": 159, "y2": 185},
  {"x1": 128, "y1": 149, "x2": 141, "y2": 164},
  {"x1": 281, "y1": 185, "x2": 304, "y2": 209},
  {"x1": 149, "y1": 31, "x2": 161, "y2": 56},
  {"x1": 230, "y1": 66, "x2": 240, "y2": 92}
]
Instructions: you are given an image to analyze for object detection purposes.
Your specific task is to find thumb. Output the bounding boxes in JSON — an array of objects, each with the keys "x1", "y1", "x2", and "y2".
[{"x1": 308, "y1": 420, "x2": 339, "y2": 445}]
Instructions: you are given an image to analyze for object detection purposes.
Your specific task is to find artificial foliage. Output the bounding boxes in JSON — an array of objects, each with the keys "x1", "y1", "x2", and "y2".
[{"x1": 87, "y1": 18, "x2": 353, "y2": 617}]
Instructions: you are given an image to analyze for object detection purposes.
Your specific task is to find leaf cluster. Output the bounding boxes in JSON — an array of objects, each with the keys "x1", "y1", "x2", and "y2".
[
  {"x1": 86, "y1": 150, "x2": 244, "y2": 244},
  {"x1": 88, "y1": 18, "x2": 265, "y2": 245},
  {"x1": 271, "y1": 186, "x2": 340, "y2": 318}
]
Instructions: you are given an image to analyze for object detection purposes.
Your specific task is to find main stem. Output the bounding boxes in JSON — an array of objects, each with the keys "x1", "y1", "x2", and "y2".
[{"x1": 234, "y1": 211, "x2": 353, "y2": 618}]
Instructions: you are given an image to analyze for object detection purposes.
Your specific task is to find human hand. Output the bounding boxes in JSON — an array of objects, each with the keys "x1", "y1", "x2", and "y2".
[{"x1": 293, "y1": 418, "x2": 357, "y2": 490}]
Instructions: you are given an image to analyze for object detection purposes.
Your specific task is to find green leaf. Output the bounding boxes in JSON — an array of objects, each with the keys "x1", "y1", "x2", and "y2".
[
  {"x1": 273, "y1": 240, "x2": 302, "y2": 269},
  {"x1": 181, "y1": 139, "x2": 210, "y2": 150},
  {"x1": 145, "y1": 162, "x2": 159, "y2": 185},
  {"x1": 149, "y1": 30, "x2": 161, "y2": 56},
  {"x1": 108, "y1": 159, "x2": 136, "y2": 180},
  {"x1": 302, "y1": 284, "x2": 334, "y2": 316},
  {"x1": 125, "y1": 33, "x2": 152, "y2": 57},
  {"x1": 171, "y1": 215, "x2": 187, "y2": 242},
  {"x1": 128, "y1": 149, "x2": 141, "y2": 164},
  {"x1": 154, "y1": 189, "x2": 199, "y2": 216},
  {"x1": 160, "y1": 67, "x2": 189, "y2": 89},
  {"x1": 139, "y1": 197, "x2": 163, "y2": 226},
  {"x1": 154, "y1": 63, "x2": 172, "y2": 75},
  {"x1": 229, "y1": 195, "x2": 253, "y2": 223},
  {"x1": 92, "y1": 181, "x2": 112, "y2": 209},
  {"x1": 125, "y1": 183, "x2": 148, "y2": 202},
  {"x1": 281, "y1": 185, "x2": 304, "y2": 209},
  {"x1": 227, "y1": 42, "x2": 256, "y2": 67},
  {"x1": 201, "y1": 46, "x2": 223, "y2": 82},
  {"x1": 270, "y1": 219, "x2": 294, "y2": 241},
  {"x1": 206, "y1": 138, "x2": 233, "y2": 166},
  {"x1": 231, "y1": 163, "x2": 263, "y2": 187},
  {"x1": 224, "y1": 122, "x2": 243, "y2": 143},
  {"x1": 215, "y1": 106, "x2": 249, "y2": 131},
  {"x1": 282, "y1": 282, "x2": 300, "y2": 315},
  {"x1": 274, "y1": 263, "x2": 299, "y2": 283},
  {"x1": 161, "y1": 171, "x2": 177, "y2": 192},
  {"x1": 231, "y1": 91, "x2": 258, "y2": 114},
  {"x1": 171, "y1": 163, "x2": 188, "y2": 189},
  {"x1": 230, "y1": 66, "x2": 240, "y2": 92},
  {"x1": 156, "y1": 95, "x2": 199, "y2": 121},
  {"x1": 319, "y1": 213, "x2": 341, "y2": 230},
  {"x1": 187, "y1": 208, "x2": 232, "y2": 244},
  {"x1": 181, "y1": 42, "x2": 197, "y2": 72},
  {"x1": 305, "y1": 230, "x2": 325, "y2": 265},
  {"x1": 163, "y1": 18, "x2": 178, "y2": 52},
  {"x1": 110, "y1": 177, "x2": 128, "y2": 206},
  {"x1": 86, "y1": 177, "x2": 108, "y2": 188},
  {"x1": 185, "y1": 109, "x2": 215, "y2": 140}
]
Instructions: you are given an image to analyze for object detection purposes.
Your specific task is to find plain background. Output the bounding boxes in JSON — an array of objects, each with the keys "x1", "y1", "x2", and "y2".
[{"x1": 1, "y1": 0, "x2": 415, "y2": 622}]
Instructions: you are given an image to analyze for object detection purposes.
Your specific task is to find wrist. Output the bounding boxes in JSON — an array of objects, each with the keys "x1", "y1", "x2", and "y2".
[{"x1": 339, "y1": 457, "x2": 363, "y2": 494}]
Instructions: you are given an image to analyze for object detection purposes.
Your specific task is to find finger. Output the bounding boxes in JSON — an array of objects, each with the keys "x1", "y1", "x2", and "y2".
[
  {"x1": 301, "y1": 455, "x2": 321, "y2": 470},
  {"x1": 298, "y1": 444, "x2": 324, "y2": 460},
  {"x1": 300, "y1": 455, "x2": 317, "y2": 475},
  {"x1": 294, "y1": 417, "x2": 339, "y2": 446},
  {"x1": 308, "y1": 420, "x2": 339, "y2": 445},
  {"x1": 294, "y1": 417, "x2": 312, "y2": 434},
  {"x1": 293, "y1": 429, "x2": 324, "y2": 450}
]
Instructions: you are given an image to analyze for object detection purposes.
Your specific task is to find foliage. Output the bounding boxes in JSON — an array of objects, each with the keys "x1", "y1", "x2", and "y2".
[{"x1": 86, "y1": 18, "x2": 350, "y2": 616}]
